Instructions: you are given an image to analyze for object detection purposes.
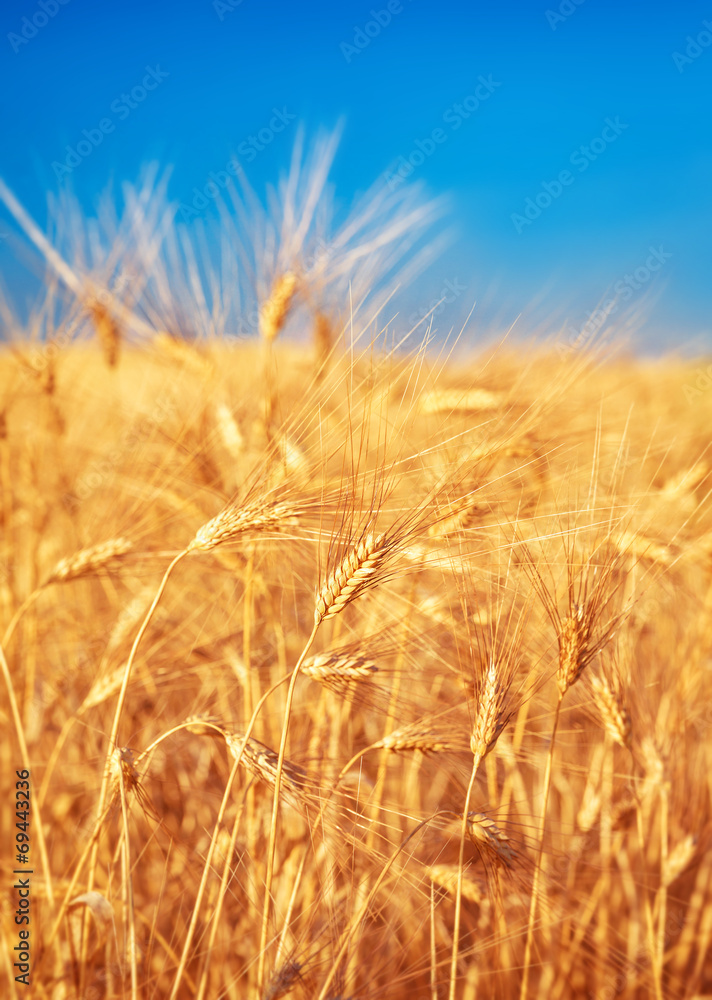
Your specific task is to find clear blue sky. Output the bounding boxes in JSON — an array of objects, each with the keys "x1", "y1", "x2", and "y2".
[{"x1": 1, "y1": 0, "x2": 710, "y2": 351}]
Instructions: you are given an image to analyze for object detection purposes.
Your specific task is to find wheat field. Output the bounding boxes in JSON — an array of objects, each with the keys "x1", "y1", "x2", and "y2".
[{"x1": 1, "y1": 161, "x2": 712, "y2": 1000}]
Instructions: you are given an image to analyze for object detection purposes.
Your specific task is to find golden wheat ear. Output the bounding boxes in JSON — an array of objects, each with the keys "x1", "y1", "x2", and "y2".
[
  {"x1": 374, "y1": 722, "x2": 451, "y2": 754},
  {"x1": 315, "y1": 532, "x2": 391, "y2": 624},
  {"x1": 427, "y1": 864, "x2": 486, "y2": 904},
  {"x1": 43, "y1": 537, "x2": 133, "y2": 585},
  {"x1": 470, "y1": 659, "x2": 508, "y2": 759},
  {"x1": 86, "y1": 298, "x2": 121, "y2": 368},
  {"x1": 188, "y1": 499, "x2": 301, "y2": 551},
  {"x1": 262, "y1": 958, "x2": 304, "y2": 1000},
  {"x1": 466, "y1": 811, "x2": 518, "y2": 870},
  {"x1": 2, "y1": 535, "x2": 132, "y2": 648},
  {"x1": 259, "y1": 271, "x2": 299, "y2": 343},
  {"x1": 225, "y1": 732, "x2": 311, "y2": 813},
  {"x1": 589, "y1": 670, "x2": 632, "y2": 749},
  {"x1": 301, "y1": 650, "x2": 378, "y2": 696}
]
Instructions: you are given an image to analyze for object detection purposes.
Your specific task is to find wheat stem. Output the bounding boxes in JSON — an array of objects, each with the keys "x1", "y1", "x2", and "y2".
[
  {"x1": 116, "y1": 754, "x2": 138, "y2": 1000},
  {"x1": 520, "y1": 696, "x2": 562, "y2": 999},
  {"x1": 82, "y1": 550, "x2": 187, "y2": 978},
  {"x1": 194, "y1": 785, "x2": 249, "y2": 1000},
  {"x1": 0, "y1": 642, "x2": 55, "y2": 909},
  {"x1": 449, "y1": 753, "x2": 483, "y2": 1000},
  {"x1": 315, "y1": 815, "x2": 435, "y2": 1000},
  {"x1": 655, "y1": 780, "x2": 670, "y2": 986},
  {"x1": 2, "y1": 588, "x2": 40, "y2": 648},
  {"x1": 93, "y1": 549, "x2": 187, "y2": 815},
  {"x1": 633, "y1": 786, "x2": 665, "y2": 1000},
  {"x1": 256, "y1": 622, "x2": 319, "y2": 996},
  {"x1": 168, "y1": 756, "x2": 241, "y2": 1000}
]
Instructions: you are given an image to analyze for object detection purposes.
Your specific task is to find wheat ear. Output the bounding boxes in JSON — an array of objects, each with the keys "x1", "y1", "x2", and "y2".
[
  {"x1": 467, "y1": 812, "x2": 518, "y2": 869},
  {"x1": 188, "y1": 501, "x2": 299, "y2": 551},
  {"x1": 259, "y1": 272, "x2": 299, "y2": 343},
  {"x1": 3, "y1": 537, "x2": 133, "y2": 647},
  {"x1": 315, "y1": 532, "x2": 388, "y2": 624},
  {"x1": 590, "y1": 674, "x2": 632, "y2": 749},
  {"x1": 48, "y1": 536, "x2": 133, "y2": 580},
  {"x1": 87, "y1": 299, "x2": 121, "y2": 367},
  {"x1": 225, "y1": 732, "x2": 309, "y2": 813},
  {"x1": 263, "y1": 959, "x2": 304, "y2": 1000},
  {"x1": 374, "y1": 724, "x2": 450, "y2": 754},
  {"x1": 428, "y1": 865, "x2": 485, "y2": 904},
  {"x1": 557, "y1": 603, "x2": 593, "y2": 695},
  {"x1": 302, "y1": 651, "x2": 378, "y2": 685}
]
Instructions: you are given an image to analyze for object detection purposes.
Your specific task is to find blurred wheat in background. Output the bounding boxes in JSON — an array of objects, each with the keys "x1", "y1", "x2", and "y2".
[{"x1": 1, "y1": 138, "x2": 711, "y2": 1000}]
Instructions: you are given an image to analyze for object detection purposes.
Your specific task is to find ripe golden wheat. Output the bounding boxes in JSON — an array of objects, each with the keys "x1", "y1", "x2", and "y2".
[{"x1": 1, "y1": 162, "x2": 711, "y2": 1000}]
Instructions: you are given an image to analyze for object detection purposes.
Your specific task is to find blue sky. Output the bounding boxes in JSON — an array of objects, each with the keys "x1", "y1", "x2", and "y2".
[{"x1": 1, "y1": 0, "x2": 710, "y2": 351}]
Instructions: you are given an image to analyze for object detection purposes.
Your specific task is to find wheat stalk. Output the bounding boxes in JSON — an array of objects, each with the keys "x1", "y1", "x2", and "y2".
[{"x1": 256, "y1": 622, "x2": 320, "y2": 993}]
